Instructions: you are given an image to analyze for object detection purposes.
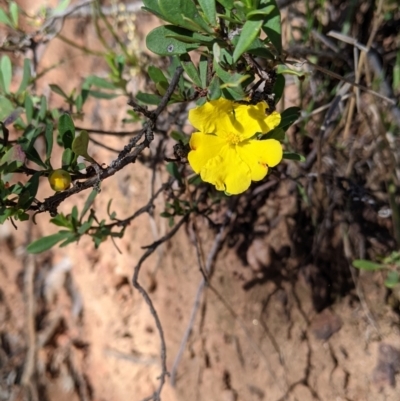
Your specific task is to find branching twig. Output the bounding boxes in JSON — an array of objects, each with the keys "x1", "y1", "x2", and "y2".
[
  {"x1": 32, "y1": 67, "x2": 184, "y2": 216},
  {"x1": 132, "y1": 213, "x2": 190, "y2": 401}
]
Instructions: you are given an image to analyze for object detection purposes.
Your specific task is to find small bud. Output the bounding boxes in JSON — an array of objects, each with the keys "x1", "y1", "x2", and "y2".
[{"x1": 48, "y1": 169, "x2": 71, "y2": 191}]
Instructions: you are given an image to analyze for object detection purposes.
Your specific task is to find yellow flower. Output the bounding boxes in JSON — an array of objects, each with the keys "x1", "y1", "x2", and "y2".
[
  {"x1": 188, "y1": 98, "x2": 282, "y2": 194},
  {"x1": 48, "y1": 169, "x2": 71, "y2": 191}
]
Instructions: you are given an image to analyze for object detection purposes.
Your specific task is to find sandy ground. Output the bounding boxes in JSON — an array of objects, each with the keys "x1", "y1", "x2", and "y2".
[{"x1": 1, "y1": 2, "x2": 400, "y2": 401}]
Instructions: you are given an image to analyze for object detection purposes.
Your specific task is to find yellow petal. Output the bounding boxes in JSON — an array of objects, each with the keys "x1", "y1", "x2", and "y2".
[
  {"x1": 200, "y1": 145, "x2": 252, "y2": 195},
  {"x1": 235, "y1": 105, "x2": 281, "y2": 139},
  {"x1": 237, "y1": 139, "x2": 283, "y2": 181},
  {"x1": 189, "y1": 98, "x2": 235, "y2": 134},
  {"x1": 188, "y1": 132, "x2": 225, "y2": 174}
]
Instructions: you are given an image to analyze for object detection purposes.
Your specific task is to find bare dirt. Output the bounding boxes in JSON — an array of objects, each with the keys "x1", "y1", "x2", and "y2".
[{"x1": 1, "y1": 2, "x2": 400, "y2": 401}]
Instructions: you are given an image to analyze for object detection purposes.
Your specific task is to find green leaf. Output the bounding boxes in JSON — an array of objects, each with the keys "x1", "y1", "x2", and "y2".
[
  {"x1": 49, "y1": 84, "x2": 69, "y2": 99},
  {"x1": 260, "y1": 0, "x2": 282, "y2": 53},
  {"x1": 9, "y1": 2, "x2": 18, "y2": 28},
  {"x1": 273, "y1": 73, "x2": 285, "y2": 102},
  {"x1": 247, "y1": 5, "x2": 275, "y2": 17},
  {"x1": 261, "y1": 127, "x2": 285, "y2": 141},
  {"x1": 71, "y1": 206, "x2": 78, "y2": 224},
  {"x1": 72, "y1": 130, "x2": 96, "y2": 163},
  {"x1": 384, "y1": 271, "x2": 400, "y2": 288},
  {"x1": 20, "y1": 130, "x2": 47, "y2": 168},
  {"x1": 246, "y1": 38, "x2": 275, "y2": 59},
  {"x1": 136, "y1": 92, "x2": 162, "y2": 105},
  {"x1": 208, "y1": 75, "x2": 222, "y2": 100},
  {"x1": 282, "y1": 152, "x2": 305, "y2": 162},
  {"x1": 62, "y1": 148, "x2": 74, "y2": 169},
  {"x1": 26, "y1": 231, "x2": 71, "y2": 254},
  {"x1": 0, "y1": 56, "x2": 12, "y2": 94},
  {"x1": 198, "y1": 0, "x2": 217, "y2": 26},
  {"x1": 0, "y1": 9, "x2": 12, "y2": 27},
  {"x1": 77, "y1": 219, "x2": 93, "y2": 235},
  {"x1": 148, "y1": 66, "x2": 169, "y2": 86},
  {"x1": 352, "y1": 259, "x2": 385, "y2": 271},
  {"x1": 180, "y1": 56, "x2": 202, "y2": 87},
  {"x1": 188, "y1": 174, "x2": 202, "y2": 185},
  {"x1": 58, "y1": 113, "x2": 75, "y2": 149},
  {"x1": 0, "y1": 207, "x2": 16, "y2": 224},
  {"x1": 278, "y1": 107, "x2": 300, "y2": 130},
  {"x1": 0, "y1": 96, "x2": 14, "y2": 121},
  {"x1": 276, "y1": 64, "x2": 304, "y2": 77},
  {"x1": 44, "y1": 122, "x2": 54, "y2": 164},
  {"x1": 17, "y1": 172, "x2": 40, "y2": 209},
  {"x1": 17, "y1": 59, "x2": 31, "y2": 94},
  {"x1": 38, "y1": 95, "x2": 47, "y2": 120},
  {"x1": 233, "y1": 17, "x2": 264, "y2": 63},
  {"x1": 146, "y1": 25, "x2": 200, "y2": 56},
  {"x1": 80, "y1": 189, "x2": 98, "y2": 220},
  {"x1": 84, "y1": 75, "x2": 118, "y2": 90},
  {"x1": 171, "y1": 130, "x2": 189, "y2": 144},
  {"x1": 215, "y1": 0, "x2": 234, "y2": 10},
  {"x1": 24, "y1": 95, "x2": 34, "y2": 123},
  {"x1": 142, "y1": 0, "x2": 165, "y2": 19},
  {"x1": 87, "y1": 90, "x2": 118, "y2": 100},
  {"x1": 50, "y1": 213, "x2": 73, "y2": 228},
  {"x1": 166, "y1": 162, "x2": 182, "y2": 184},
  {"x1": 158, "y1": 0, "x2": 212, "y2": 33},
  {"x1": 199, "y1": 56, "x2": 209, "y2": 88}
]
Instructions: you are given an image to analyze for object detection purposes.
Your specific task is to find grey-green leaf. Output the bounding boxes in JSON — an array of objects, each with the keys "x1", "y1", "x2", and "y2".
[
  {"x1": 260, "y1": 0, "x2": 282, "y2": 53},
  {"x1": 232, "y1": 17, "x2": 264, "y2": 63},
  {"x1": 27, "y1": 232, "x2": 71, "y2": 254},
  {"x1": 0, "y1": 56, "x2": 12, "y2": 94},
  {"x1": 146, "y1": 25, "x2": 200, "y2": 56},
  {"x1": 9, "y1": 1, "x2": 18, "y2": 27},
  {"x1": 58, "y1": 114, "x2": 75, "y2": 149},
  {"x1": 352, "y1": 259, "x2": 385, "y2": 271},
  {"x1": 17, "y1": 59, "x2": 31, "y2": 94},
  {"x1": 198, "y1": 0, "x2": 217, "y2": 26}
]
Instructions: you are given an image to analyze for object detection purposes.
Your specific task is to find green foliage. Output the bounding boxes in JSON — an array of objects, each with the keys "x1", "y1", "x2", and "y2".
[{"x1": 353, "y1": 252, "x2": 400, "y2": 289}]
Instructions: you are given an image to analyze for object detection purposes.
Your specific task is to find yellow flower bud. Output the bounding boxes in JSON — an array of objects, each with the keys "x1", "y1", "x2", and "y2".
[{"x1": 48, "y1": 169, "x2": 71, "y2": 191}]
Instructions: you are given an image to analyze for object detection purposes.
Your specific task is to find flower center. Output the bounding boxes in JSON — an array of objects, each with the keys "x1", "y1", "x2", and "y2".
[{"x1": 226, "y1": 132, "x2": 241, "y2": 146}]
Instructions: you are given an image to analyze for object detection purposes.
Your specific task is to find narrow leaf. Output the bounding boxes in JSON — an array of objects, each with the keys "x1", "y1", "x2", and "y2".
[
  {"x1": 352, "y1": 259, "x2": 385, "y2": 271},
  {"x1": 278, "y1": 107, "x2": 300, "y2": 129},
  {"x1": 260, "y1": 0, "x2": 282, "y2": 53},
  {"x1": 27, "y1": 231, "x2": 71, "y2": 254},
  {"x1": 49, "y1": 84, "x2": 69, "y2": 99},
  {"x1": 0, "y1": 56, "x2": 12, "y2": 94},
  {"x1": 9, "y1": 1, "x2": 18, "y2": 27},
  {"x1": 198, "y1": 0, "x2": 217, "y2": 26},
  {"x1": 72, "y1": 130, "x2": 96, "y2": 163},
  {"x1": 45, "y1": 122, "x2": 54, "y2": 163},
  {"x1": 17, "y1": 59, "x2": 31, "y2": 94},
  {"x1": 180, "y1": 56, "x2": 202, "y2": 87},
  {"x1": 232, "y1": 17, "x2": 263, "y2": 63},
  {"x1": 58, "y1": 113, "x2": 75, "y2": 149},
  {"x1": 80, "y1": 190, "x2": 98, "y2": 220},
  {"x1": 282, "y1": 152, "x2": 305, "y2": 162},
  {"x1": 0, "y1": 9, "x2": 12, "y2": 26},
  {"x1": 146, "y1": 25, "x2": 199, "y2": 56}
]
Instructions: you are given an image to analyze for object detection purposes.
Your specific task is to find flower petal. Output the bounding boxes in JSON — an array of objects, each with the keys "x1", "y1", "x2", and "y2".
[
  {"x1": 188, "y1": 132, "x2": 225, "y2": 174},
  {"x1": 189, "y1": 98, "x2": 235, "y2": 134},
  {"x1": 237, "y1": 139, "x2": 283, "y2": 181},
  {"x1": 200, "y1": 145, "x2": 252, "y2": 194},
  {"x1": 234, "y1": 104, "x2": 281, "y2": 139}
]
